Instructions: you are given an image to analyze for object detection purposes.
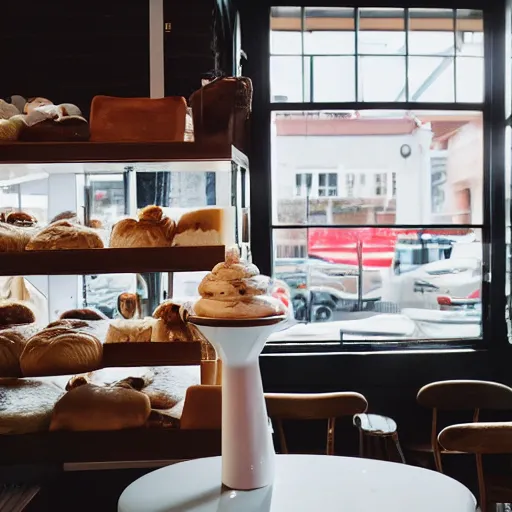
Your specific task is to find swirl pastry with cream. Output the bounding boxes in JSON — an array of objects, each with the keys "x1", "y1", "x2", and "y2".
[{"x1": 193, "y1": 249, "x2": 287, "y2": 319}]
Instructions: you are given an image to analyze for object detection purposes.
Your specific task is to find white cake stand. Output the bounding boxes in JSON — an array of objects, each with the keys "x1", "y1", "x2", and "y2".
[{"x1": 188, "y1": 315, "x2": 286, "y2": 491}]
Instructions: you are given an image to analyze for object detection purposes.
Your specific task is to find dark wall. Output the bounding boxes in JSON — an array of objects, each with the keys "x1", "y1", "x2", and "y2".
[{"x1": 1, "y1": 1, "x2": 150, "y2": 118}]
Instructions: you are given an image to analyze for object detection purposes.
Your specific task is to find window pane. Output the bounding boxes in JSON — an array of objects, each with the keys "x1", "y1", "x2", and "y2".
[
  {"x1": 270, "y1": 226, "x2": 483, "y2": 342},
  {"x1": 408, "y1": 56, "x2": 455, "y2": 102},
  {"x1": 271, "y1": 56, "x2": 303, "y2": 102},
  {"x1": 271, "y1": 110, "x2": 483, "y2": 226},
  {"x1": 358, "y1": 57, "x2": 406, "y2": 101},
  {"x1": 271, "y1": 31, "x2": 302, "y2": 55},
  {"x1": 456, "y1": 10, "x2": 484, "y2": 57},
  {"x1": 312, "y1": 56, "x2": 355, "y2": 102},
  {"x1": 456, "y1": 57, "x2": 484, "y2": 103},
  {"x1": 408, "y1": 9, "x2": 455, "y2": 56},
  {"x1": 304, "y1": 7, "x2": 355, "y2": 55},
  {"x1": 358, "y1": 8, "x2": 405, "y2": 55}
]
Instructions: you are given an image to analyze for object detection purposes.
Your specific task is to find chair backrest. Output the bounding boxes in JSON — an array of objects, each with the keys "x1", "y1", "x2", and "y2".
[
  {"x1": 180, "y1": 385, "x2": 222, "y2": 430},
  {"x1": 439, "y1": 422, "x2": 512, "y2": 512},
  {"x1": 417, "y1": 380, "x2": 512, "y2": 472},
  {"x1": 265, "y1": 392, "x2": 368, "y2": 455}
]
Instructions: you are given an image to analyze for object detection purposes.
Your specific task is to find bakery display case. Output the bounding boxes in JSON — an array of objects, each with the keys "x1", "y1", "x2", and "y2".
[{"x1": 0, "y1": 141, "x2": 249, "y2": 463}]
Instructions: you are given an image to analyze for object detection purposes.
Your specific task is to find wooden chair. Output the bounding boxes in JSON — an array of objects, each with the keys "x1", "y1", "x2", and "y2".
[
  {"x1": 439, "y1": 421, "x2": 512, "y2": 512},
  {"x1": 410, "y1": 380, "x2": 512, "y2": 473},
  {"x1": 264, "y1": 392, "x2": 368, "y2": 455}
]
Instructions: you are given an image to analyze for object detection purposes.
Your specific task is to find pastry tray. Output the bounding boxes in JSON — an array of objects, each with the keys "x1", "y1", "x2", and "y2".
[
  {"x1": 0, "y1": 429, "x2": 221, "y2": 464},
  {"x1": 0, "y1": 246, "x2": 225, "y2": 276}
]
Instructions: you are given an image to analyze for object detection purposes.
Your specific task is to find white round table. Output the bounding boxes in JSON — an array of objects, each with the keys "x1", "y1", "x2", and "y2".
[{"x1": 118, "y1": 455, "x2": 476, "y2": 512}]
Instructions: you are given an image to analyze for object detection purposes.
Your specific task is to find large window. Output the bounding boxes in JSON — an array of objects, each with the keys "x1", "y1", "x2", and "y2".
[{"x1": 267, "y1": 7, "x2": 486, "y2": 346}]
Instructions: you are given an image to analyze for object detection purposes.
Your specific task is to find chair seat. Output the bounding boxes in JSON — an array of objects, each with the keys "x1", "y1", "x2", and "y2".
[{"x1": 404, "y1": 441, "x2": 465, "y2": 455}]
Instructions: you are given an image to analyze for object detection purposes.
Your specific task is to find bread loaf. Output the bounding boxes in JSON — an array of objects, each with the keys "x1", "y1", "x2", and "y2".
[
  {"x1": 0, "y1": 223, "x2": 33, "y2": 252},
  {"x1": 110, "y1": 205, "x2": 175, "y2": 248},
  {"x1": 0, "y1": 331, "x2": 24, "y2": 377},
  {"x1": 49, "y1": 383, "x2": 151, "y2": 431},
  {"x1": 152, "y1": 301, "x2": 204, "y2": 342},
  {"x1": 0, "y1": 302, "x2": 36, "y2": 326},
  {"x1": 173, "y1": 207, "x2": 229, "y2": 246},
  {"x1": 105, "y1": 318, "x2": 158, "y2": 343},
  {"x1": 26, "y1": 220, "x2": 104, "y2": 250},
  {"x1": 20, "y1": 327, "x2": 103, "y2": 377},
  {"x1": 5, "y1": 211, "x2": 37, "y2": 227},
  {"x1": 59, "y1": 308, "x2": 108, "y2": 321}
]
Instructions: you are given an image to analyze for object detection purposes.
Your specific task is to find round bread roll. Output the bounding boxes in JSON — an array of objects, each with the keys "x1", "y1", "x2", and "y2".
[
  {"x1": 105, "y1": 318, "x2": 157, "y2": 343},
  {"x1": 0, "y1": 302, "x2": 36, "y2": 326},
  {"x1": 49, "y1": 383, "x2": 151, "y2": 431},
  {"x1": 194, "y1": 295, "x2": 287, "y2": 319},
  {"x1": 198, "y1": 274, "x2": 270, "y2": 300},
  {"x1": 46, "y1": 319, "x2": 90, "y2": 330},
  {"x1": 59, "y1": 308, "x2": 108, "y2": 321},
  {"x1": 20, "y1": 328, "x2": 103, "y2": 377},
  {"x1": 26, "y1": 220, "x2": 104, "y2": 251},
  {"x1": 210, "y1": 260, "x2": 259, "y2": 281},
  {"x1": 110, "y1": 205, "x2": 176, "y2": 248}
]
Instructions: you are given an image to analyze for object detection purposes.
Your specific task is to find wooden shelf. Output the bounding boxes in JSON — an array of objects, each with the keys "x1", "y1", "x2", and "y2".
[
  {"x1": 102, "y1": 341, "x2": 202, "y2": 369},
  {"x1": 0, "y1": 429, "x2": 221, "y2": 464},
  {"x1": 0, "y1": 246, "x2": 225, "y2": 276},
  {"x1": 0, "y1": 141, "x2": 249, "y2": 168}
]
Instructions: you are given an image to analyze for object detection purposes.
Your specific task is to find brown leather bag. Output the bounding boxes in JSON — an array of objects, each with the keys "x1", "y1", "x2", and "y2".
[
  {"x1": 89, "y1": 95, "x2": 187, "y2": 142},
  {"x1": 189, "y1": 77, "x2": 252, "y2": 151}
]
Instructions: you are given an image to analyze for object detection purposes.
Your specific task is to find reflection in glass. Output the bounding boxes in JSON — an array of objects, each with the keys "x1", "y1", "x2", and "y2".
[
  {"x1": 271, "y1": 227, "x2": 482, "y2": 341},
  {"x1": 271, "y1": 110, "x2": 483, "y2": 226},
  {"x1": 456, "y1": 10, "x2": 484, "y2": 57}
]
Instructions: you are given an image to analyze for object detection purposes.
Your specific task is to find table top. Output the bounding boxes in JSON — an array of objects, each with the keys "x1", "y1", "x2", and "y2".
[{"x1": 118, "y1": 455, "x2": 476, "y2": 512}]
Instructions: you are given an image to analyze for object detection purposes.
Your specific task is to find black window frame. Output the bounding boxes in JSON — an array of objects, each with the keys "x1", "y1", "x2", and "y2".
[{"x1": 240, "y1": 0, "x2": 509, "y2": 354}]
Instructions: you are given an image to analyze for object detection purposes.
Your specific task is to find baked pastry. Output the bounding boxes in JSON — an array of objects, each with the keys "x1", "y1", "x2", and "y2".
[
  {"x1": 173, "y1": 207, "x2": 231, "y2": 246},
  {"x1": 110, "y1": 205, "x2": 176, "y2": 248},
  {"x1": 118, "y1": 293, "x2": 142, "y2": 319},
  {"x1": 49, "y1": 383, "x2": 151, "y2": 431},
  {"x1": 0, "y1": 378, "x2": 65, "y2": 435},
  {"x1": 59, "y1": 308, "x2": 108, "y2": 321},
  {"x1": 0, "y1": 223, "x2": 33, "y2": 252},
  {"x1": 105, "y1": 318, "x2": 158, "y2": 343},
  {"x1": 193, "y1": 248, "x2": 287, "y2": 319},
  {"x1": 152, "y1": 300, "x2": 205, "y2": 342},
  {"x1": 20, "y1": 327, "x2": 103, "y2": 377},
  {"x1": 25, "y1": 220, "x2": 103, "y2": 251},
  {"x1": 0, "y1": 331, "x2": 25, "y2": 377},
  {"x1": 4, "y1": 211, "x2": 37, "y2": 227},
  {"x1": 0, "y1": 302, "x2": 36, "y2": 326},
  {"x1": 50, "y1": 211, "x2": 78, "y2": 224}
]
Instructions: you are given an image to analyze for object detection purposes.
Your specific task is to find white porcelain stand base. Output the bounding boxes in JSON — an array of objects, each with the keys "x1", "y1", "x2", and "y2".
[{"x1": 189, "y1": 316, "x2": 285, "y2": 491}]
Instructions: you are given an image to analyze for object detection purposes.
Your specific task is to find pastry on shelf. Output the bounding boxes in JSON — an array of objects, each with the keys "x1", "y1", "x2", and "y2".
[
  {"x1": 0, "y1": 223, "x2": 33, "y2": 252},
  {"x1": 50, "y1": 382, "x2": 151, "y2": 431},
  {"x1": 110, "y1": 205, "x2": 176, "y2": 248},
  {"x1": 25, "y1": 220, "x2": 104, "y2": 250},
  {"x1": 0, "y1": 302, "x2": 36, "y2": 327},
  {"x1": 0, "y1": 324, "x2": 39, "y2": 377},
  {"x1": 105, "y1": 318, "x2": 159, "y2": 343},
  {"x1": 173, "y1": 207, "x2": 232, "y2": 247},
  {"x1": 0, "y1": 378, "x2": 66, "y2": 435},
  {"x1": 20, "y1": 326, "x2": 103, "y2": 377},
  {"x1": 3, "y1": 211, "x2": 38, "y2": 227},
  {"x1": 152, "y1": 300, "x2": 205, "y2": 342},
  {"x1": 118, "y1": 293, "x2": 142, "y2": 319},
  {"x1": 59, "y1": 308, "x2": 108, "y2": 321},
  {"x1": 193, "y1": 248, "x2": 287, "y2": 319}
]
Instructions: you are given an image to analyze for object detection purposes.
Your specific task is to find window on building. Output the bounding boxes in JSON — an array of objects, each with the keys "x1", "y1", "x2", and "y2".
[
  {"x1": 319, "y1": 173, "x2": 338, "y2": 197},
  {"x1": 266, "y1": 6, "x2": 487, "y2": 347},
  {"x1": 295, "y1": 172, "x2": 313, "y2": 196},
  {"x1": 375, "y1": 173, "x2": 388, "y2": 196},
  {"x1": 346, "y1": 173, "x2": 355, "y2": 197}
]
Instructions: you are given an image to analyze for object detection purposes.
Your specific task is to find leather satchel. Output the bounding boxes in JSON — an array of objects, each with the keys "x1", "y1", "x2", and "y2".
[{"x1": 89, "y1": 95, "x2": 187, "y2": 142}]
